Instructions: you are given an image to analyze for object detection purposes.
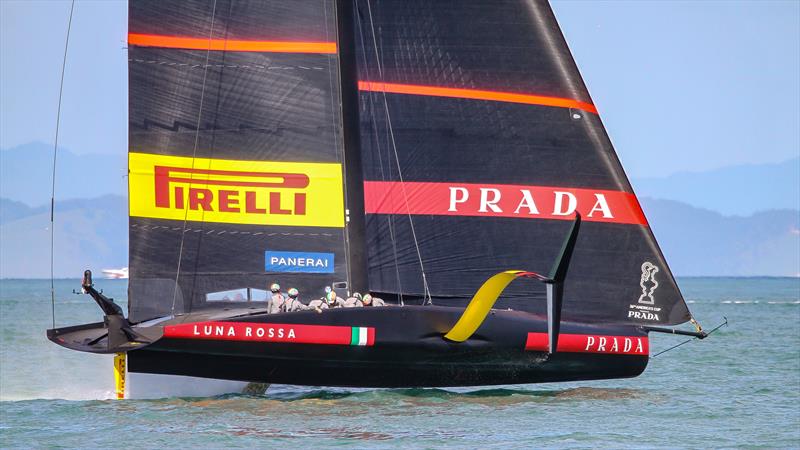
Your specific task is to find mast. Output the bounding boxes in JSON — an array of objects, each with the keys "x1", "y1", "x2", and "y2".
[{"x1": 335, "y1": 0, "x2": 368, "y2": 292}]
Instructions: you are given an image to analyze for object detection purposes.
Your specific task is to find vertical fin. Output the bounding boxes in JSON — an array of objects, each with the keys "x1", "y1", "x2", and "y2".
[
  {"x1": 547, "y1": 213, "x2": 582, "y2": 283},
  {"x1": 114, "y1": 352, "x2": 126, "y2": 399},
  {"x1": 545, "y1": 213, "x2": 581, "y2": 353}
]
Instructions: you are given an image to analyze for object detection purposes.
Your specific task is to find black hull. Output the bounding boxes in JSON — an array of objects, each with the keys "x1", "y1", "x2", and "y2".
[
  {"x1": 123, "y1": 306, "x2": 648, "y2": 387},
  {"x1": 130, "y1": 346, "x2": 646, "y2": 388}
]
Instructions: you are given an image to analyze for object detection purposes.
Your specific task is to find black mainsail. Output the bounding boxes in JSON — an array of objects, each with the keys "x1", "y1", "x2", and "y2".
[
  {"x1": 355, "y1": 0, "x2": 690, "y2": 326},
  {"x1": 47, "y1": 0, "x2": 705, "y2": 390}
]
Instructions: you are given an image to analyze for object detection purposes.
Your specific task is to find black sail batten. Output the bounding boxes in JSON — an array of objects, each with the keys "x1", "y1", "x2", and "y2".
[
  {"x1": 353, "y1": 0, "x2": 692, "y2": 326},
  {"x1": 127, "y1": 0, "x2": 351, "y2": 322}
]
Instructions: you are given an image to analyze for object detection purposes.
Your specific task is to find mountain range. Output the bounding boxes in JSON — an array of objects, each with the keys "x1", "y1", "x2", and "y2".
[
  {"x1": 0, "y1": 196, "x2": 127, "y2": 279},
  {"x1": 641, "y1": 198, "x2": 798, "y2": 276},
  {"x1": 1, "y1": 194, "x2": 796, "y2": 278},
  {"x1": 632, "y1": 157, "x2": 799, "y2": 216},
  {"x1": 0, "y1": 142, "x2": 127, "y2": 206},
  {"x1": 0, "y1": 142, "x2": 798, "y2": 277},
  {"x1": 3, "y1": 142, "x2": 796, "y2": 216}
]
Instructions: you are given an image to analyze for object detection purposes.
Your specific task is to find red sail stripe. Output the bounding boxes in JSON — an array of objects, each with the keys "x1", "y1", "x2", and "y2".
[
  {"x1": 363, "y1": 181, "x2": 647, "y2": 225},
  {"x1": 359, "y1": 81, "x2": 598, "y2": 114},
  {"x1": 525, "y1": 333, "x2": 649, "y2": 355},
  {"x1": 164, "y1": 321, "x2": 374, "y2": 346},
  {"x1": 128, "y1": 33, "x2": 337, "y2": 54},
  {"x1": 126, "y1": 36, "x2": 594, "y2": 112}
]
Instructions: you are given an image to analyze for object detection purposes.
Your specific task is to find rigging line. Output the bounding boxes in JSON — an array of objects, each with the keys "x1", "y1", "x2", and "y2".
[
  {"x1": 374, "y1": 11, "x2": 404, "y2": 306},
  {"x1": 49, "y1": 0, "x2": 76, "y2": 329},
  {"x1": 650, "y1": 317, "x2": 728, "y2": 359},
  {"x1": 171, "y1": 0, "x2": 218, "y2": 315},
  {"x1": 354, "y1": 2, "x2": 404, "y2": 305},
  {"x1": 364, "y1": 0, "x2": 432, "y2": 305},
  {"x1": 381, "y1": 93, "x2": 406, "y2": 301}
]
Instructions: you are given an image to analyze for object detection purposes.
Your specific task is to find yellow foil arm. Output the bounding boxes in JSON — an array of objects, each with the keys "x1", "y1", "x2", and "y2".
[{"x1": 444, "y1": 270, "x2": 533, "y2": 342}]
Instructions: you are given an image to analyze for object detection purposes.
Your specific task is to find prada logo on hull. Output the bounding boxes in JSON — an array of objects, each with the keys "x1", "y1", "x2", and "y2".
[{"x1": 525, "y1": 332, "x2": 649, "y2": 355}]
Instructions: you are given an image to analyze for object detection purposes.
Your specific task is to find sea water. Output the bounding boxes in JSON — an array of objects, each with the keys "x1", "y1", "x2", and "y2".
[{"x1": 1, "y1": 278, "x2": 798, "y2": 448}]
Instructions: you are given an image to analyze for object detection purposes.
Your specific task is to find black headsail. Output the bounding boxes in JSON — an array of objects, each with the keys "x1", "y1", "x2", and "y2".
[
  {"x1": 127, "y1": 0, "x2": 355, "y2": 322},
  {"x1": 353, "y1": 0, "x2": 693, "y2": 326}
]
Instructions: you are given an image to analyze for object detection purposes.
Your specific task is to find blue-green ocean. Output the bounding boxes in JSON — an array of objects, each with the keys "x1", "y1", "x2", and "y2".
[{"x1": 1, "y1": 278, "x2": 798, "y2": 448}]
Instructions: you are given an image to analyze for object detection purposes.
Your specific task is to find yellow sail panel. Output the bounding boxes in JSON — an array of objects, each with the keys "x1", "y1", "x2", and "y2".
[
  {"x1": 114, "y1": 353, "x2": 126, "y2": 400},
  {"x1": 444, "y1": 270, "x2": 529, "y2": 342},
  {"x1": 129, "y1": 153, "x2": 345, "y2": 227}
]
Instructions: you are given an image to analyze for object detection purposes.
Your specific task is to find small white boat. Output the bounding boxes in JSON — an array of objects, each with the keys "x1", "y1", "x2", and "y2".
[{"x1": 101, "y1": 267, "x2": 128, "y2": 279}]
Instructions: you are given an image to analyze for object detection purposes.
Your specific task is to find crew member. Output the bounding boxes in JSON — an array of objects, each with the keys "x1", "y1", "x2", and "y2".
[
  {"x1": 343, "y1": 292, "x2": 363, "y2": 308},
  {"x1": 307, "y1": 294, "x2": 329, "y2": 313},
  {"x1": 362, "y1": 293, "x2": 386, "y2": 307},
  {"x1": 267, "y1": 282, "x2": 286, "y2": 314},
  {"x1": 282, "y1": 288, "x2": 307, "y2": 312},
  {"x1": 326, "y1": 290, "x2": 345, "y2": 308}
]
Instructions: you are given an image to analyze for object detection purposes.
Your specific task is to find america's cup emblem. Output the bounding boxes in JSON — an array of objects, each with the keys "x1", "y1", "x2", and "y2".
[{"x1": 638, "y1": 262, "x2": 659, "y2": 305}]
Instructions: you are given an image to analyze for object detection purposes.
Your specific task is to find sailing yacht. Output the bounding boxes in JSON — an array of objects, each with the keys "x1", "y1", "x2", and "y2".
[{"x1": 48, "y1": 0, "x2": 707, "y2": 391}]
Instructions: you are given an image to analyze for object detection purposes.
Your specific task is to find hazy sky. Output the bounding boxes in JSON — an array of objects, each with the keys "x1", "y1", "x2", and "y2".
[{"x1": 1, "y1": 0, "x2": 798, "y2": 178}]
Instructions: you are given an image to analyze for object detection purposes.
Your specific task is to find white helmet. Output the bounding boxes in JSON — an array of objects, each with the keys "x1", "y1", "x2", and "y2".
[
  {"x1": 288, "y1": 288, "x2": 299, "y2": 298},
  {"x1": 354, "y1": 292, "x2": 362, "y2": 300},
  {"x1": 270, "y1": 283, "x2": 280, "y2": 293},
  {"x1": 324, "y1": 286, "x2": 332, "y2": 294}
]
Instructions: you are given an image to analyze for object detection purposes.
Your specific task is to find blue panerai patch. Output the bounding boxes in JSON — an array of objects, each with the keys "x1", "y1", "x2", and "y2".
[{"x1": 265, "y1": 251, "x2": 335, "y2": 273}]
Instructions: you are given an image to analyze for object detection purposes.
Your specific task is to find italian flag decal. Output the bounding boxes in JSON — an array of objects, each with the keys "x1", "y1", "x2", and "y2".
[{"x1": 350, "y1": 326, "x2": 375, "y2": 346}]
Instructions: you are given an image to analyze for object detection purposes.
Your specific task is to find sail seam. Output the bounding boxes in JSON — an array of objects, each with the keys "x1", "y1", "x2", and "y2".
[
  {"x1": 171, "y1": 0, "x2": 218, "y2": 315},
  {"x1": 131, "y1": 224, "x2": 334, "y2": 237},
  {"x1": 129, "y1": 59, "x2": 325, "y2": 70}
]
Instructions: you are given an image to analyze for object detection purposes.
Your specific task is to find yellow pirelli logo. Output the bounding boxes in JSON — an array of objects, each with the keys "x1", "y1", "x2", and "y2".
[{"x1": 129, "y1": 153, "x2": 344, "y2": 227}]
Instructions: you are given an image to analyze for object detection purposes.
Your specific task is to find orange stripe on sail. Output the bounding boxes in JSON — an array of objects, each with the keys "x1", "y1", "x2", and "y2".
[
  {"x1": 128, "y1": 33, "x2": 337, "y2": 54},
  {"x1": 358, "y1": 81, "x2": 598, "y2": 114}
]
